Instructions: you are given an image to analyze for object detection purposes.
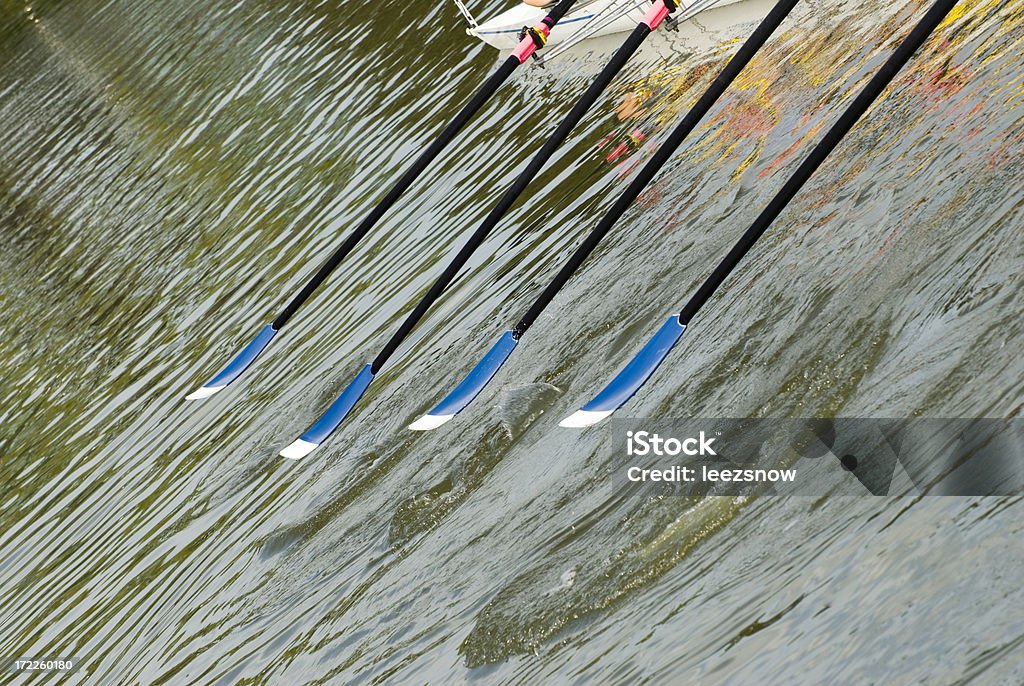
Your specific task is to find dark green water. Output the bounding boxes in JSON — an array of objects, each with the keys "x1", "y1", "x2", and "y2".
[{"x1": 1, "y1": 0, "x2": 1021, "y2": 683}]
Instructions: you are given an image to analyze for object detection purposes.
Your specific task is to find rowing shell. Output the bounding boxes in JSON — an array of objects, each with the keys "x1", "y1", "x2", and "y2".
[{"x1": 469, "y1": 0, "x2": 746, "y2": 50}]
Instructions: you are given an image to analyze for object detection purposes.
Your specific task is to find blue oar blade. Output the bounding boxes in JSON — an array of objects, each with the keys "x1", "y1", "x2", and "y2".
[
  {"x1": 186, "y1": 324, "x2": 278, "y2": 400},
  {"x1": 408, "y1": 331, "x2": 518, "y2": 431},
  {"x1": 560, "y1": 315, "x2": 686, "y2": 428},
  {"x1": 279, "y1": 364, "x2": 375, "y2": 459}
]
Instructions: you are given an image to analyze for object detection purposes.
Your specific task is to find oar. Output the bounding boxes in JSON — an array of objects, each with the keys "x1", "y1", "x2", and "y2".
[
  {"x1": 409, "y1": 0, "x2": 801, "y2": 431},
  {"x1": 184, "y1": 0, "x2": 579, "y2": 401},
  {"x1": 280, "y1": 0, "x2": 683, "y2": 459},
  {"x1": 561, "y1": 0, "x2": 960, "y2": 427}
]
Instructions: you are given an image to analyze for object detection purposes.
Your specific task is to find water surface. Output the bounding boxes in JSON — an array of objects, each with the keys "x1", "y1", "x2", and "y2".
[{"x1": 1, "y1": 0, "x2": 1022, "y2": 683}]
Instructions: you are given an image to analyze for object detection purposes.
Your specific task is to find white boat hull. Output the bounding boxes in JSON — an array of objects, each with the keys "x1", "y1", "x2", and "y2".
[{"x1": 470, "y1": 0, "x2": 746, "y2": 50}]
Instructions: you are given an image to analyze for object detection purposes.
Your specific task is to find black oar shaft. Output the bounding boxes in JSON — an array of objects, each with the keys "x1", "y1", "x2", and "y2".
[
  {"x1": 272, "y1": 0, "x2": 579, "y2": 330},
  {"x1": 514, "y1": 0, "x2": 801, "y2": 336},
  {"x1": 273, "y1": 57, "x2": 518, "y2": 329},
  {"x1": 372, "y1": 19, "x2": 659, "y2": 372},
  {"x1": 679, "y1": 0, "x2": 959, "y2": 324}
]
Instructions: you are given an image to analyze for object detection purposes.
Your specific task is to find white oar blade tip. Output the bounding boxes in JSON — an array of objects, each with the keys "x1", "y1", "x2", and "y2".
[
  {"x1": 559, "y1": 409, "x2": 614, "y2": 428},
  {"x1": 280, "y1": 439, "x2": 319, "y2": 460},
  {"x1": 186, "y1": 385, "x2": 224, "y2": 401},
  {"x1": 408, "y1": 414, "x2": 455, "y2": 431}
]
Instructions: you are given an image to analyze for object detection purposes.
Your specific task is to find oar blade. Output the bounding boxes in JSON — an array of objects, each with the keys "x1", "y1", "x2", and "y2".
[
  {"x1": 186, "y1": 324, "x2": 278, "y2": 400},
  {"x1": 280, "y1": 364, "x2": 375, "y2": 459},
  {"x1": 560, "y1": 315, "x2": 686, "y2": 428},
  {"x1": 409, "y1": 331, "x2": 518, "y2": 430}
]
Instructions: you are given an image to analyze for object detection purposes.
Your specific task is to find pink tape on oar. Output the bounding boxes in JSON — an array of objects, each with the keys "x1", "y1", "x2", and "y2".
[
  {"x1": 642, "y1": 0, "x2": 672, "y2": 30},
  {"x1": 511, "y1": 22, "x2": 552, "y2": 63}
]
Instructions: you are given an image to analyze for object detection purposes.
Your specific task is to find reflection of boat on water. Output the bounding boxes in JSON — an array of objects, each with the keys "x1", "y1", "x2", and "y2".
[{"x1": 464, "y1": 0, "x2": 746, "y2": 50}]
